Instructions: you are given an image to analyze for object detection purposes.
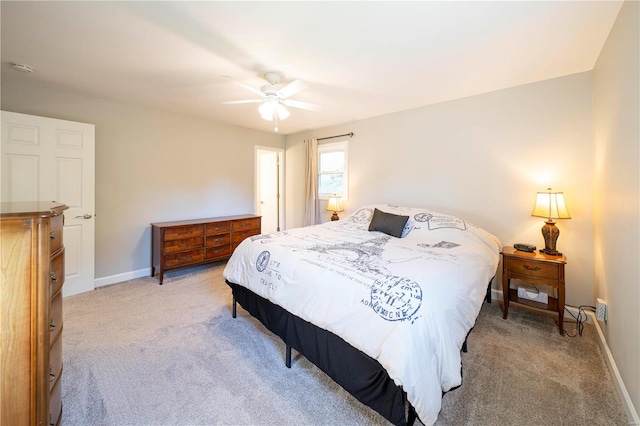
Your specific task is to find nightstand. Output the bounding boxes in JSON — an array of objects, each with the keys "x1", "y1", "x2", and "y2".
[{"x1": 501, "y1": 246, "x2": 567, "y2": 335}]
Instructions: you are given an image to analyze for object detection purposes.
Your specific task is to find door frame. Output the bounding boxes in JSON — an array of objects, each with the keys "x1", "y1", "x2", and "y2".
[{"x1": 254, "y1": 146, "x2": 285, "y2": 232}]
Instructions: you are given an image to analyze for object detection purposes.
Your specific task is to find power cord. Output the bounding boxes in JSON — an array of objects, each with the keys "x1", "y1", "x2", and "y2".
[{"x1": 559, "y1": 305, "x2": 596, "y2": 337}]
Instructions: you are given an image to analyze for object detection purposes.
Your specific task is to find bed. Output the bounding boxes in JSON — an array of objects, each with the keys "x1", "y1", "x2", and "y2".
[{"x1": 223, "y1": 204, "x2": 501, "y2": 425}]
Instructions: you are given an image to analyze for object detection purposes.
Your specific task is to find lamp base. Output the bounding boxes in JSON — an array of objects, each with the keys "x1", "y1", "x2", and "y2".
[
  {"x1": 540, "y1": 248, "x2": 563, "y2": 256},
  {"x1": 331, "y1": 212, "x2": 340, "y2": 221},
  {"x1": 540, "y1": 219, "x2": 562, "y2": 256}
]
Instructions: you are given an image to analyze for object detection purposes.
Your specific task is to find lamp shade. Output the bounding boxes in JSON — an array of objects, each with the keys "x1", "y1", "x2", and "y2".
[
  {"x1": 532, "y1": 188, "x2": 571, "y2": 220},
  {"x1": 326, "y1": 196, "x2": 344, "y2": 212}
]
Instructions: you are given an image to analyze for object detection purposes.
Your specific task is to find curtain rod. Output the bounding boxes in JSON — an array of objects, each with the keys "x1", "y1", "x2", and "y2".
[{"x1": 317, "y1": 132, "x2": 354, "y2": 141}]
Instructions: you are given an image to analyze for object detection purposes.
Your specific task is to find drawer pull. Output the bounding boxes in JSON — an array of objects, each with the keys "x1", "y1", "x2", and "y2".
[
  {"x1": 523, "y1": 265, "x2": 540, "y2": 271},
  {"x1": 50, "y1": 272, "x2": 58, "y2": 283},
  {"x1": 50, "y1": 231, "x2": 55, "y2": 240},
  {"x1": 178, "y1": 243, "x2": 188, "y2": 247},
  {"x1": 177, "y1": 256, "x2": 191, "y2": 261},
  {"x1": 50, "y1": 373, "x2": 56, "y2": 382},
  {"x1": 178, "y1": 231, "x2": 193, "y2": 235},
  {"x1": 240, "y1": 223, "x2": 251, "y2": 227},
  {"x1": 50, "y1": 319, "x2": 56, "y2": 332}
]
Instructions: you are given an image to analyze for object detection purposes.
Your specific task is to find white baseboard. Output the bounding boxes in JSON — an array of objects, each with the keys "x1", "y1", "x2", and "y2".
[
  {"x1": 94, "y1": 267, "x2": 152, "y2": 288},
  {"x1": 491, "y1": 288, "x2": 639, "y2": 425},
  {"x1": 591, "y1": 312, "x2": 640, "y2": 426}
]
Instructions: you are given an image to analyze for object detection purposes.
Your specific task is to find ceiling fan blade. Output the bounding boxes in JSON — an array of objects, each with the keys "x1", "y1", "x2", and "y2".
[
  {"x1": 277, "y1": 79, "x2": 308, "y2": 99},
  {"x1": 222, "y1": 75, "x2": 265, "y2": 97},
  {"x1": 282, "y1": 99, "x2": 323, "y2": 112},
  {"x1": 222, "y1": 99, "x2": 264, "y2": 105}
]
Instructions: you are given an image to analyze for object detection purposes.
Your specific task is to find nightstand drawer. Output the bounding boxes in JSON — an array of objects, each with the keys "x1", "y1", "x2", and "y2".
[{"x1": 506, "y1": 258, "x2": 559, "y2": 280}]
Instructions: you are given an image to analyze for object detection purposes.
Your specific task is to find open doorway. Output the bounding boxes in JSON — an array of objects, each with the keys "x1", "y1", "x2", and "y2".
[{"x1": 255, "y1": 146, "x2": 285, "y2": 233}]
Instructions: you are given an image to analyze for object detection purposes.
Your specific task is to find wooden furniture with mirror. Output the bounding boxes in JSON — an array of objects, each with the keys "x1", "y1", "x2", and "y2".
[
  {"x1": 1, "y1": 201, "x2": 68, "y2": 426},
  {"x1": 151, "y1": 214, "x2": 261, "y2": 284}
]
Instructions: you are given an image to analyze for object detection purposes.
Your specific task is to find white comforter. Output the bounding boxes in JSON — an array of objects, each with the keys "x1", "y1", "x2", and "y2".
[{"x1": 223, "y1": 204, "x2": 501, "y2": 425}]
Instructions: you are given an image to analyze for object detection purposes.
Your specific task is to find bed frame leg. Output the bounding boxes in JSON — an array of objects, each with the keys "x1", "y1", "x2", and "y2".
[
  {"x1": 285, "y1": 345, "x2": 292, "y2": 368},
  {"x1": 407, "y1": 403, "x2": 417, "y2": 426},
  {"x1": 232, "y1": 295, "x2": 237, "y2": 318}
]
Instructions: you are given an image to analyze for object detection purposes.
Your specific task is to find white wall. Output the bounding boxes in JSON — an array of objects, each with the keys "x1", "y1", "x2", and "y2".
[
  {"x1": 1, "y1": 78, "x2": 284, "y2": 281},
  {"x1": 593, "y1": 0, "x2": 639, "y2": 418},
  {"x1": 286, "y1": 72, "x2": 595, "y2": 307}
]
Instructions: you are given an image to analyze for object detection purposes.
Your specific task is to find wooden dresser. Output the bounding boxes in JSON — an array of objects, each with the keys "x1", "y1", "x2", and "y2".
[
  {"x1": 1, "y1": 201, "x2": 68, "y2": 426},
  {"x1": 151, "y1": 214, "x2": 261, "y2": 284}
]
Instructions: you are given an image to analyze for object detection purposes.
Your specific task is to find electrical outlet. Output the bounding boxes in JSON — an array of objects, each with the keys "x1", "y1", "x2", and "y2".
[{"x1": 596, "y1": 298, "x2": 608, "y2": 322}]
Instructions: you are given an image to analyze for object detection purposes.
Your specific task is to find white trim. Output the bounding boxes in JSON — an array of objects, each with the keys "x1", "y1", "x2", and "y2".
[
  {"x1": 254, "y1": 145, "x2": 286, "y2": 232},
  {"x1": 318, "y1": 140, "x2": 349, "y2": 200},
  {"x1": 492, "y1": 289, "x2": 639, "y2": 425},
  {"x1": 94, "y1": 268, "x2": 152, "y2": 288},
  {"x1": 591, "y1": 312, "x2": 640, "y2": 426}
]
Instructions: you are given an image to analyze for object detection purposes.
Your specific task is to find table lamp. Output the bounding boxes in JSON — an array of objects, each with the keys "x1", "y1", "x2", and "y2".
[
  {"x1": 326, "y1": 195, "x2": 344, "y2": 221},
  {"x1": 531, "y1": 188, "x2": 571, "y2": 256}
]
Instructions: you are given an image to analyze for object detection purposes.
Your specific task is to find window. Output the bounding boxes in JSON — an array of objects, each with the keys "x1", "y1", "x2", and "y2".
[{"x1": 318, "y1": 141, "x2": 348, "y2": 200}]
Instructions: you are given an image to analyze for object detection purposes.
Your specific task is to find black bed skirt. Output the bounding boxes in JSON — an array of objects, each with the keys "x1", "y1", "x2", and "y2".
[{"x1": 227, "y1": 281, "x2": 409, "y2": 425}]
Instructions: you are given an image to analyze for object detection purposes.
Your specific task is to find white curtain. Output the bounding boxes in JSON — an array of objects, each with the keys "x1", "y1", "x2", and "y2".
[{"x1": 304, "y1": 138, "x2": 321, "y2": 225}]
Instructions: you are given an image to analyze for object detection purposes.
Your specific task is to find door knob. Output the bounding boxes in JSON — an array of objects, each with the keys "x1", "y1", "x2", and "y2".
[{"x1": 75, "y1": 213, "x2": 93, "y2": 219}]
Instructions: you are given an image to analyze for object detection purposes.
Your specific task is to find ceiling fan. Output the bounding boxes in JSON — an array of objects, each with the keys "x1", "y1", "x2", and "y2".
[{"x1": 223, "y1": 72, "x2": 322, "y2": 132}]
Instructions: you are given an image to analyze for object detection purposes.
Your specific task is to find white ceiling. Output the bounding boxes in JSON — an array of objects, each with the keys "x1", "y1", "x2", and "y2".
[{"x1": 1, "y1": 1, "x2": 623, "y2": 135}]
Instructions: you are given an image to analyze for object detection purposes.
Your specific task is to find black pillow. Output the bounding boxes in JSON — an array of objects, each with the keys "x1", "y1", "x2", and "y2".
[{"x1": 368, "y1": 208, "x2": 409, "y2": 238}]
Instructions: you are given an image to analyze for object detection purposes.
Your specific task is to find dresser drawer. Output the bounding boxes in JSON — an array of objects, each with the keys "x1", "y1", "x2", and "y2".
[
  {"x1": 50, "y1": 292, "x2": 63, "y2": 345},
  {"x1": 164, "y1": 249, "x2": 205, "y2": 268},
  {"x1": 50, "y1": 376, "x2": 62, "y2": 426},
  {"x1": 50, "y1": 214, "x2": 64, "y2": 254},
  {"x1": 50, "y1": 249, "x2": 65, "y2": 298},
  {"x1": 206, "y1": 245, "x2": 231, "y2": 260},
  {"x1": 231, "y1": 229, "x2": 260, "y2": 244},
  {"x1": 206, "y1": 234, "x2": 230, "y2": 248},
  {"x1": 164, "y1": 225, "x2": 204, "y2": 241},
  {"x1": 206, "y1": 221, "x2": 230, "y2": 235},
  {"x1": 506, "y1": 258, "x2": 559, "y2": 280},
  {"x1": 50, "y1": 337, "x2": 63, "y2": 391},
  {"x1": 163, "y1": 237, "x2": 204, "y2": 254},
  {"x1": 231, "y1": 218, "x2": 260, "y2": 232}
]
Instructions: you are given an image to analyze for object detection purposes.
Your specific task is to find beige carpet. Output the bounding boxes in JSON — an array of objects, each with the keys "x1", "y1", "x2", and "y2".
[{"x1": 61, "y1": 263, "x2": 628, "y2": 425}]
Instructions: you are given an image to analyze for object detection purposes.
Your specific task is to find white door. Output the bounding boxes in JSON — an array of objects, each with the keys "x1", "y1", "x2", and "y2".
[
  {"x1": 255, "y1": 147, "x2": 284, "y2": 233},
  {"x1": 1, "y1": 111, "x2": 95, "y2": 296}
]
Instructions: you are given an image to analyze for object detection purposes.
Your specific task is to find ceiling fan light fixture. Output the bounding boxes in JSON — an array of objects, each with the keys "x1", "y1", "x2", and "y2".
[
  {"x1": 276, "y1": 104, "x2": 290, "y2": 120},
  {"x1": 259, "y1": 101, "x2": 275, "y2": 121},
  {"x1": 258, "y1": 98, "x2": 290, "y2": 122},
  {"x1": 223, "y1": 72, "x2": 319, "y2": 132}
]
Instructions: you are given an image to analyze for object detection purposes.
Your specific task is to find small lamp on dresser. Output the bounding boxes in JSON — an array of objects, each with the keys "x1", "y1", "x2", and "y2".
[
  {"x1": 327, "y1": 195, "x2": 344, "y2": 221},
  {"x1": 531, "y1": 188, "x2": 571, "y2": 256}
]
